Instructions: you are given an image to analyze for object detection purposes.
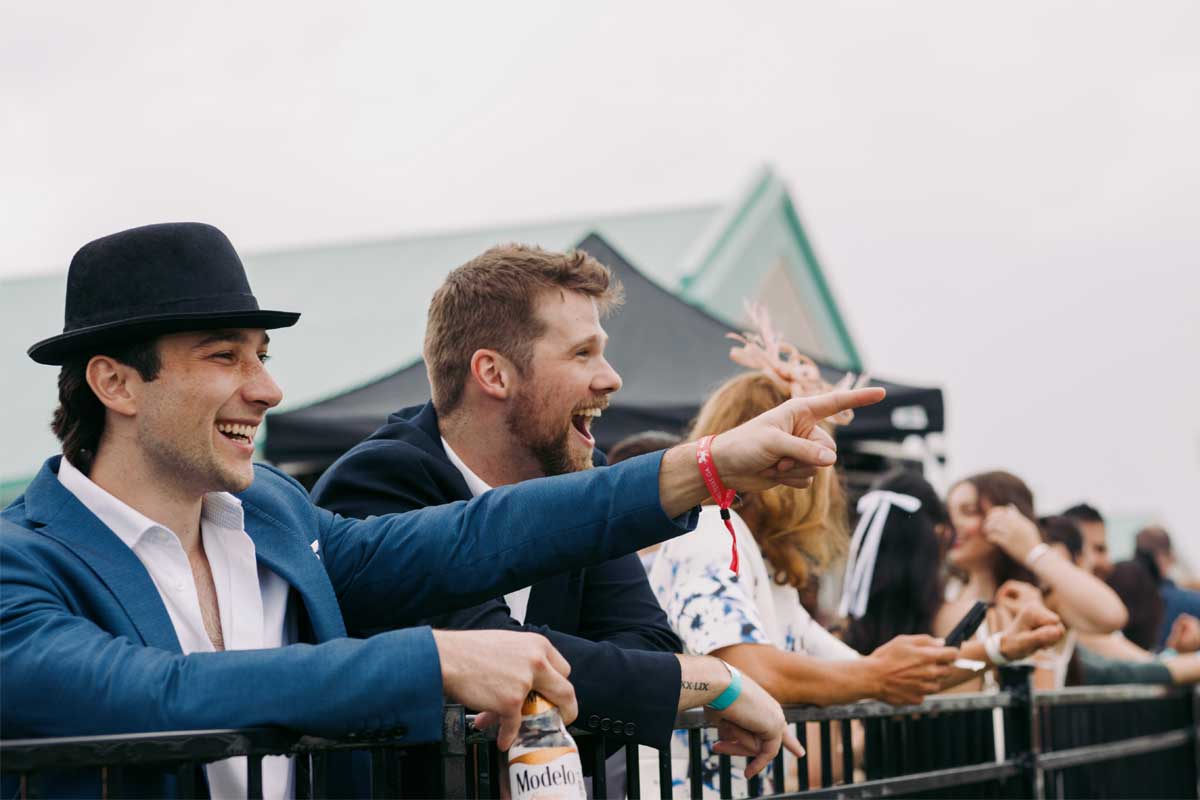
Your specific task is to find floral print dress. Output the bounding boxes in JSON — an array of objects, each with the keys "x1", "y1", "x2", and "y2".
[{"x1": 646, "y1": 506, "x2": 859, "y2": 798}]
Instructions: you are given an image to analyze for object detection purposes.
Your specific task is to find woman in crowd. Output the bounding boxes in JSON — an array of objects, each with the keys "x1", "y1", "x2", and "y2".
[
  {"x1": 938, "y1": 471, "x2": 1127, "y2": 689},
  {"x1": 648, "y1": 307, "x2": 1062, "y2": 792},
  {"x1": 840, "y1": 470, "x2": 1063, "y2": 672}
]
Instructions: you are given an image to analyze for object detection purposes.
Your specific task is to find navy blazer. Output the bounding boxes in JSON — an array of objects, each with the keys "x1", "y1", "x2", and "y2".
[
  {"x1": 1, "y1": 453, "x2": 695, "y2": 796},
  {"x1": 311, "y1": 402, "x2": 684, "y2": 749}
]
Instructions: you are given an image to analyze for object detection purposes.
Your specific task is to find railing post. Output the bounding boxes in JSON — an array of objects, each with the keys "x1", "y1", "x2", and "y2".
[
  {"x1": 441, "y1": 705, "x2": 468, "y2": 799},
  {"x1": 1193, "y1": 687, "x2": 1200, "y2": 800},
  {"x1": 999, "y1": 664, "x2": 1042, "y2": 800}
]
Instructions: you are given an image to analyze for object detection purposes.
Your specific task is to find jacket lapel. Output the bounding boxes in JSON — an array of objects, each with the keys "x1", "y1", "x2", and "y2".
[
  {"x1": 241, "y1": 503, "x2": 347, "y2": 642},
  {"x1": 22, "y1": 458, "x2": 182, "y2": 652}
]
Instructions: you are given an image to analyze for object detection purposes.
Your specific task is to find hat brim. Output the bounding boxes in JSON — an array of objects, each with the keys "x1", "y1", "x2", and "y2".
[{"x1": 28, "y1": 309, "x2": 301, "y2": 365}]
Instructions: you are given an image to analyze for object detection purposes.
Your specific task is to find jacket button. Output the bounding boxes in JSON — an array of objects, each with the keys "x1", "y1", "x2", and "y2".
[
  {"x1": 600, "y1": 718, "x2": 611, "y2": 731},
  {"x1": 611, "y1": 721, "x2": 624, "y2": 735},
  {"x1": 588, "y1": 715, "x2": 601, "y2": 728},
  {"x1": 626, "y1": 723, "x2": 636, "y2": 737}
]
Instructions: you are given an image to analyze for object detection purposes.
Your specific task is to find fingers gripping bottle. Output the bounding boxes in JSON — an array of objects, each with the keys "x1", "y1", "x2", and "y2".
[{"x1": 508, "y1": 692, "x2": 586, "y2": 800}]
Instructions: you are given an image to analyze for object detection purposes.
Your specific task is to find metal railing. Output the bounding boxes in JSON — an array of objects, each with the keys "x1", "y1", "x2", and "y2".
[{"x1": 3, "y1": 667, "x2": 1196, "y2": 799}]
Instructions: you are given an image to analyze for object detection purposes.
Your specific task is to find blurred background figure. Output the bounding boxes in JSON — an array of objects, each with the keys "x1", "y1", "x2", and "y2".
[
  {"x1": 1041, "y1": 515, "x2": 1200, "y2": 686},
  {"x1": 1061, "y1": 503, "x2": 1114, "y2": 580},
  {"x1": 1134, "y1": 525, "x2": 1200, "y2": 648}
]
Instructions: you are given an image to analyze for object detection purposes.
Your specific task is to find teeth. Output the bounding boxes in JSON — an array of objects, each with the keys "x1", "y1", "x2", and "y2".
[
  {"x1": 216, "y1": 423, "x2": 258, "y2": 440},
  {"x1": 575, "y1": 408, "x2": 603, "y2": 418}
]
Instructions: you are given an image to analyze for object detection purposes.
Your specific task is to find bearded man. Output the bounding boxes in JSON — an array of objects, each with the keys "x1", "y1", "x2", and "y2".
[{"x1": 313, "y1": 245, "x2": 760, "y2": 765}]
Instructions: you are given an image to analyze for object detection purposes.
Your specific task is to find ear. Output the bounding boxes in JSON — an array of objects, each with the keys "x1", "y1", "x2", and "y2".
[
  {"x1": 468, "y1": 349, "x2": 518, "y2": 401},
  {"x1": 85, "y1": 355, "x2": 141, "y2": 418}
]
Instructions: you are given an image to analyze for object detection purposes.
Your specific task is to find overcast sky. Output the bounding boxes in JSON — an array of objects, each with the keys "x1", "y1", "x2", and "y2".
[{"x1": 3, "y1": 1, "x2": 1198, "y2": 563}]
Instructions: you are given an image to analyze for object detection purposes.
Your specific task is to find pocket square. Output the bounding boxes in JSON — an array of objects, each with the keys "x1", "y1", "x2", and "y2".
[{"x1": 310, "y1": 539, "x2": 321, "y2": 560}]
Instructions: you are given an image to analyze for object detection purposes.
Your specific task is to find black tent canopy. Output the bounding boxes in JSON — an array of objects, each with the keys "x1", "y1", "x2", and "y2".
[{"x1": 265, "y1": 234, "x2": 943, "y2": 470}]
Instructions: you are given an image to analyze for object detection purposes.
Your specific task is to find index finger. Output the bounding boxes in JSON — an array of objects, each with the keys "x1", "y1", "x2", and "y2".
[
  {"x1": 745, "y1": 730, "x2": 783, "y2": 779},
  {"x1": 795, "y1": 388, "x2": 886, "y2": 425},
  {"x1": 533, "y1": 667, "x2": 578, "y2": 725},
  {"x1": 543, "y1": 640, "x2": 571, "y2": 679},
  {"x1": 928, "y1": 646, "x2": 959, "y2": 664}
]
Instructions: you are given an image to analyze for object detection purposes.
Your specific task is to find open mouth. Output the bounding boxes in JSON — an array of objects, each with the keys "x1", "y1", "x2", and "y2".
[
  {"x1": 216, "y1": 422, "x2": 258, "y2": 447},
  {"x1": 570, "y1": 407, "x2": 602, "y2": 445}
]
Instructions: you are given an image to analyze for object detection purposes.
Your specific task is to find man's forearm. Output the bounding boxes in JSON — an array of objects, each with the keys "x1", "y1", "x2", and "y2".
[
  {"x1": 659, "y1": 443, "x2": 709, "y2": 520},
  {"x1": 676, "y1": 654, "x2": 737, "y2": 710}
]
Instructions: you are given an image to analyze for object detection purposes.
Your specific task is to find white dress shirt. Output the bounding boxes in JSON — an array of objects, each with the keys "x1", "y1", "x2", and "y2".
[
  {"x1": 440, "y1": 437, "x2": 531, "y2": 623},
  {"x1": 58, "y1": 457, "x2": 294, "y2": 800}
]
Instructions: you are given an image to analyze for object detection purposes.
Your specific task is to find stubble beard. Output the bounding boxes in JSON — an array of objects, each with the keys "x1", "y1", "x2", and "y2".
[
  {"x1": 140, "y1": 412, "x2": 252, "y2": 498},
  {"x1": 506, "y1": 388, "x2": 593, "y2": 477}
]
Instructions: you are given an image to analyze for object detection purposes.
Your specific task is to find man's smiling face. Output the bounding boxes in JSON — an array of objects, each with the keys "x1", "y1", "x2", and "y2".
[
  {"x1": 133, "y1": 328, "x2": 282, "y2": 494},
  {"x1": 505, "y1": 290, "x2": 622, "y2": 476}
]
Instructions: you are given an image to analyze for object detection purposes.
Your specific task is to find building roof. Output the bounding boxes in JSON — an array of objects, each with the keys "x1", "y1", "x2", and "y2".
[
  {"x1": 265, "y1": 233, "x2": 941, "y2": 471},
  {"x1": 0, "y1": 166, "x2": 870, "y2": 499}
]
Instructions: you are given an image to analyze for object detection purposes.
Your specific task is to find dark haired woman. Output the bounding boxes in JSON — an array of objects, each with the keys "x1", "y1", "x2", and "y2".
[
  {"x1": 840, "y1": 470, "x2": 1063, "y2": 672},
  {"x1": 840, "y1": 470, "x2": 951, "y2": 655},
  {"x1": 938, "y1": 471, "x2": 1126, "y2": 690}
]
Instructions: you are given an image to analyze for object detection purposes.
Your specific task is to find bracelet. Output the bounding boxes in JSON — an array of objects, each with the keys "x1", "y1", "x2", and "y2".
[
  {"x1": 697, "y1": 435, "x2": 739, "y2": 573},
  {"x1": 706, "y1": 662, "x2": 743, "y2": 711},
  {"x1": 984, "y1": 632, "x2": 1011, "y2": 666},
  {"x1": 1024, "y1": 543, "x2": 1051, "y2": 568}
]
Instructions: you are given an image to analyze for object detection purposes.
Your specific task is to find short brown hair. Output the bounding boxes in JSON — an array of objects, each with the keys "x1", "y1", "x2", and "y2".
[
  {"x1": 423, "y1": 244, "x2": 623, "y2": 413},
  {"x1": 689, "y1": 371, "x2": 849, "y2": 589}
]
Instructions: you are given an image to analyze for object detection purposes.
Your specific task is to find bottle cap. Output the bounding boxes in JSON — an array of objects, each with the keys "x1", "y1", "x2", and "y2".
[{"x1": 521, "y1": 691, "x2": 555, "y2": 716}]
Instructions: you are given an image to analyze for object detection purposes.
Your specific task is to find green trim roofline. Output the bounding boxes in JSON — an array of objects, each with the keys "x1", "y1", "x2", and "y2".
[
  {"x1": 676, "y1": 166, "x2": 863, "y2": 372},
  {"x1": 779, "y1": 191, "x2": 862, "y2": 371}
]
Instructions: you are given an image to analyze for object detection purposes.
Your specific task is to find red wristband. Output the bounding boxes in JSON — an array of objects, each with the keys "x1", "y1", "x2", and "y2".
[{"x1": 697, "y1": 434, "x2": 738, "y2": 573}]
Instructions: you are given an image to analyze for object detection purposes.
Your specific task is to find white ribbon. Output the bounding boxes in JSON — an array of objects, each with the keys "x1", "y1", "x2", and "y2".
[{"x1": 838, "y1": 490, "x2": 923, "y2": 619}]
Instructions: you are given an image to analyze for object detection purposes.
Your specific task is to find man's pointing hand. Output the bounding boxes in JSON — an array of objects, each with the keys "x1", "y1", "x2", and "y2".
[{"x1": 659, "y1": 388, "x2": 885, "y2": 517}]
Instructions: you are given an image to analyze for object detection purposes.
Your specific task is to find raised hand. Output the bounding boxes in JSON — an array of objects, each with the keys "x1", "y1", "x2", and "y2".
[{"x1": 982, "y1": 505, "x2": 1042, "y2": 562}]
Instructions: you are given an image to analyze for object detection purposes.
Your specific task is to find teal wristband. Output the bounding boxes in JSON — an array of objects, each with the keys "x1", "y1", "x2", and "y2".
[{"x1": 706, "y1": 663, "x2": 743, "y2": 711}]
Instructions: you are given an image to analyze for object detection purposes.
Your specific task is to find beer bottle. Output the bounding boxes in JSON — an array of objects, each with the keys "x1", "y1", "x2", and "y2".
[{"x1": 508, "y1": 691, "x2": 587, "y2": 800}]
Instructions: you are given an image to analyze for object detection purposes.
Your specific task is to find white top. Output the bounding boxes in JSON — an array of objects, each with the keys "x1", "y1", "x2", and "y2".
[
  {"x1": 58, "y1": 457, "x2": 294, "y2": 800},
  {"x1": 650, "y1": 506, "x2": 858, "y2": 660},
  {"x1": 441, "y1": 437, "x2": 531, "y2": 623}
]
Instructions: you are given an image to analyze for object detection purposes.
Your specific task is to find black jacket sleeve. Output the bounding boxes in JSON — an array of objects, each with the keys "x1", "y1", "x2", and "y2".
[{"x1": 312, "y1": 439, "x2": 683, "y2": 748}]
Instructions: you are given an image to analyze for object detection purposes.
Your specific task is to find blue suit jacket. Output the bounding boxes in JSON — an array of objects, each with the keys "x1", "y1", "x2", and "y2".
[
  {"x1": 1, "y1": 453, "x2": 695, "y2": 795},
  {"x1": 311, "y1": 402, "x2": 684, "y2": 749}
]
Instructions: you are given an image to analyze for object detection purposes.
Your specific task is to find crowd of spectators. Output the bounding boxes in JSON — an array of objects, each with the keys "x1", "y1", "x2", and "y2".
[{"x1": 2, "y1": 223, "x2": 1196, "y2": 799}]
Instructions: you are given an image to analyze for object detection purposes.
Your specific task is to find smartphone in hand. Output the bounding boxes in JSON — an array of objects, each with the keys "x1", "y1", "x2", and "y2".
[{"x1": 945, "y1": 600, "x2": 990, "y2": 647}]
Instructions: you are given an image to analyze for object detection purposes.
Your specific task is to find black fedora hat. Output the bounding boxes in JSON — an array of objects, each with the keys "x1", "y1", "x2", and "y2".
[{"x1": 28, "y1": 222, "x2": 300, "y2": 365}]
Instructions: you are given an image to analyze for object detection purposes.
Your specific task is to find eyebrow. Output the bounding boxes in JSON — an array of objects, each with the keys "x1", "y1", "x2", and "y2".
[
  {"x1": 567, "y1": 333, "x2": 607, "y2": 352},
  {"x1": 192, "y1": 330, "x2": 271, "y2": 349}
]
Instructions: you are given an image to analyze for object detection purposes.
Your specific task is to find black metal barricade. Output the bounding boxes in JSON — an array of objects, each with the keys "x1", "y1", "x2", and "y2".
[{"x1": 3, "y1": 670, "x2": 1197, "y2": 799}]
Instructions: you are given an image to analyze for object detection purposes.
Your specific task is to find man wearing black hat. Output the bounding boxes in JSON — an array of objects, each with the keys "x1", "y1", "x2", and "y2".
[{"x1": 1, "y1": 222, "x2": 882, "y2": 797}]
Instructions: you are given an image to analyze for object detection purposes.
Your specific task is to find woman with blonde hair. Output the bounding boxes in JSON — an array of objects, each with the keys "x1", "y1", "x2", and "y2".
[
  {"x1": 652, "y1": 369, "x2": 958, "y2": 705},
  {"x1": 647, "y1": 309, "x2": 1063, "y2": 794}
]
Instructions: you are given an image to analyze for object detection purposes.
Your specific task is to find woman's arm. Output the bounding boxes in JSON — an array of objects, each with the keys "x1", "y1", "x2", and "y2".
[
  {"x1": 983, "y1": 506, "x2": 1127, "y2": 634},
  {"x1": 1164, "y1": 653, "x2": 1200, "y2": 684},
  {"x1": 713, "y1": 636, "x2": 956, "y2": 706}
]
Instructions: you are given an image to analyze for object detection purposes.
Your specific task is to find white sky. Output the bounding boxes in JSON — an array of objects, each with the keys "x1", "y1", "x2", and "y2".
[{"x1": 2, "y1": 1, "x2": 1198, "y2": 563}]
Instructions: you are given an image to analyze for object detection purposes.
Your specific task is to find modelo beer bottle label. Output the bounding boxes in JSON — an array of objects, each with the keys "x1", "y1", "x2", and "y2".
[{"x1": 508, "y1": 693, "x2": 586, "y2": 800}]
